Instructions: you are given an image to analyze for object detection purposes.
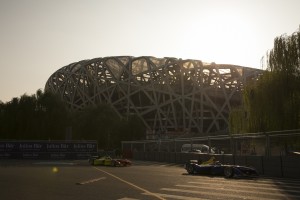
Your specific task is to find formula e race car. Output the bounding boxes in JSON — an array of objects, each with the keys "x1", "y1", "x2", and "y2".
[
  {"x1": 184, "y1": 157, "x2": 259, "y2": 178},
  {"x1": 89, "y1": 156, "x2": 131, "y2": 167}
]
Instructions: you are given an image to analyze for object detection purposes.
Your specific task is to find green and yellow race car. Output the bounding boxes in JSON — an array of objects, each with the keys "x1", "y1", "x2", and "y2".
[{"x1": 89, "y1": 156, "x2": 131, "y2": 167}]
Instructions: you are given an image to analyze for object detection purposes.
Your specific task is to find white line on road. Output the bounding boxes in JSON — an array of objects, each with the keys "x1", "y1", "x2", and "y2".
[
  {"x1": 93, "y1": 167, "x2": 166, "y2": 200},
  {"x1": 143, "y1": 192, "x2": 210, "y2": 200},
  {"x1": 188, "y1": 181, "x2": 300, "y2": 193},
  {"x1": 161, "y1": 187, "x2": 299, "y2": 200},
  {"x1": 76, "y1": 177, "x2": 106, "y2": 185},
  {"x1": 176, "y1": 184, "x2": 300, "y2": 198}
]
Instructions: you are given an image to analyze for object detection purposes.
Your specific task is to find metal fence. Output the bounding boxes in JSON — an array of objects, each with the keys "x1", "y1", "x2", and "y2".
[{"x1": 122, "y1": 130, "x2": 300, "y2": 157}]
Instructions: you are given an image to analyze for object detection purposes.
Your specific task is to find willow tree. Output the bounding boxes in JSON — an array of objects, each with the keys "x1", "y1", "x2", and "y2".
[
  {"x1": 265, "y1": 29, "x2": 300, "y2": 130},
  {"x1": 230, "y1": 27, "x2": 300, "y2": 133}
]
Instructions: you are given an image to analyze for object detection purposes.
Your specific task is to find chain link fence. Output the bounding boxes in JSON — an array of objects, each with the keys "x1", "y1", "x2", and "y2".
[{"x1": 122, "y1": 130, "x2": 300, "y2": 157}]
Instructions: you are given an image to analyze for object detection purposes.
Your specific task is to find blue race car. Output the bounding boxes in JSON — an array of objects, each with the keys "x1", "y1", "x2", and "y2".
[{"x1": 184, "y1": 157, "x2": 259, "y2": 178}]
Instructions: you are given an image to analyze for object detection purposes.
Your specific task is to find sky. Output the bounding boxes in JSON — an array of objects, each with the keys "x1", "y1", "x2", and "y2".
[{"x1": 0, "y1": 0, "x2": 299, "y2": 103}]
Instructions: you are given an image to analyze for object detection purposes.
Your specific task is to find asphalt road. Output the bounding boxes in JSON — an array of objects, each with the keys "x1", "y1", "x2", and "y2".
[{"x1": 0, "y1": 160, "x2": 300, "y2": 200}]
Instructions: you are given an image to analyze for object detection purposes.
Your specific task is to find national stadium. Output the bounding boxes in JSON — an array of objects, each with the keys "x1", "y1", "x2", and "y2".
[{"x1": 45, "y1": 56, "x2": 262, "y2": 138}]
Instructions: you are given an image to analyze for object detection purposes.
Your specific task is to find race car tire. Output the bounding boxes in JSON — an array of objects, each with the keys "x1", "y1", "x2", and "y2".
[
  {"x1": 187, "y1": 165, "x2": 195, "y2": 174},
  {"x1": 224, "y1": 167, "x2": 234, "y2": 178}
]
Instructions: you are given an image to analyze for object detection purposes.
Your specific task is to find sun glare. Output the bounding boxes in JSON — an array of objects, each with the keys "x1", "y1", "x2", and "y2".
[{"x1": 183, "y1": 6, "x2": 257, "y2": 67}]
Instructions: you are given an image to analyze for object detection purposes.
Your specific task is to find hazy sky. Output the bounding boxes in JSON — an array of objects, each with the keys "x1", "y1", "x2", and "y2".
[{"x1": 0, "y1": 0, "x2": 299, "y2": 102}]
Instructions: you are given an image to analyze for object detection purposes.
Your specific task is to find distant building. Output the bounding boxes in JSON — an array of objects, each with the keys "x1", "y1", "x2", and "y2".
[{"x1": 45, "y1": 56, "x2": 262, "y2": 138}]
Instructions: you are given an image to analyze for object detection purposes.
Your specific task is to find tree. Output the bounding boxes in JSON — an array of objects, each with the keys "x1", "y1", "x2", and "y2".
[
  {"x1": 0, "y1": 89, "x2": 146, "y2": 145},
  {"x1": 0, "y1": 90, "x2": 70, "y2": 140},
  {"x1": 229, "y1": 27, "x2": 300, "y2": 133},
  {"x1": 35, "y1": 90, "x2": 70, "y2": 140},
  {"x1": 72, "y1": 103, "x2": 122, "y2": 149},
  {"x1": 120, "y1": 115, "x2": 145, "y2": 141}
]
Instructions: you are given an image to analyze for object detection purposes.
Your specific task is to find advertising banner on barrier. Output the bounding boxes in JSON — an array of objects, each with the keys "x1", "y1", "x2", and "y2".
[{"x1": 0, "y1": 140, "x2": 98, "y2": 159}]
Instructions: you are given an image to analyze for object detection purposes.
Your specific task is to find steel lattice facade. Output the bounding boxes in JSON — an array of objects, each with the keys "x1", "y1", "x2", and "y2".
[{"x1": 45, "y1": 56, "x2": 262, "y2": 137}]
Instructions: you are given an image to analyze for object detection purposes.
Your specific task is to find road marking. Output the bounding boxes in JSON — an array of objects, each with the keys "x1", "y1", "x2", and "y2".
[
  {"x1": 188, "y1": 177, "x2": 300, "y2": 187},
  {"x1": 161, "y1": 187, "x2": 300, "y2": 200},
  {"x1": 76, "y1": 177, "x2": 106, "y2": 185},
  {"x1": 143, "y1": 192, "x2": 210, "y2": 200},
  {"x1": 144, "y1": 177, "x2": 300, "y2": 200},
  {"x1": 187, "y1": 181, "x2": 300, "y2": 193},
  {"x1": 93, "y1": 167, "x2": 166, "y2": 200},
  {"x1": 176, "y1": 184, "x2": 300, "y2": 197}
]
